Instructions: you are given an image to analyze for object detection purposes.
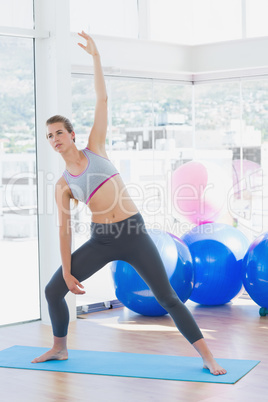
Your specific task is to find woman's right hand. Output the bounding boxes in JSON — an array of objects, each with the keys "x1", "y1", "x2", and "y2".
[{"x1": 63, "y1": 273, "x2": 86, "y2": 295}]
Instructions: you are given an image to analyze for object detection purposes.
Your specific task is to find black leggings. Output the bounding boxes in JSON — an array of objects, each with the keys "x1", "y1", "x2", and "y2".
[{"x1": 45, "y1": 213, "x2": 203, "y2": 344}]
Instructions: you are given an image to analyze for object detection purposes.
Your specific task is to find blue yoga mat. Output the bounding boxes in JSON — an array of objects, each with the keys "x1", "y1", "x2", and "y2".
[{"x1": 0, "y1": 346, "x2": 260, "y2": 384}]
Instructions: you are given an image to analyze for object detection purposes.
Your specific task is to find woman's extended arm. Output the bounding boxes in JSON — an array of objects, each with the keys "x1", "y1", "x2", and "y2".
[
  {"x1": 78, "y1": 31, "x2": 108, "y2": 155},
  {"x1": 55, "y1": 178, "x2": 85, "y2": 295}
]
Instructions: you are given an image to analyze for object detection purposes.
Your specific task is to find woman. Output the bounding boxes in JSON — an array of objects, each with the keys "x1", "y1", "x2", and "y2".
[{"x1": 32, "y1": 31, "x2": 226, "y2": 376}]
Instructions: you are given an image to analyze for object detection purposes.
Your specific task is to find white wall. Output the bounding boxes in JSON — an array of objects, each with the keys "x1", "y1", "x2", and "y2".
[{"x1": 192, "y1": 36, "x2": 268, "y2": 75}]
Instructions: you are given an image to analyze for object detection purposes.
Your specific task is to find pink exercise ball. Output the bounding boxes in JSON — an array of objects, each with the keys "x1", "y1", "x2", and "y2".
[{"x1": 171, "y1": 161, "x2": 231, "y2": 225}]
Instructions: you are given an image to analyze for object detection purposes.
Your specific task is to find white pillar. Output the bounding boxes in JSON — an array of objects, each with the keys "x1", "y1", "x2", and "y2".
[{"x1": 34, "y1": 0, "x2": 76, "y2": 325}]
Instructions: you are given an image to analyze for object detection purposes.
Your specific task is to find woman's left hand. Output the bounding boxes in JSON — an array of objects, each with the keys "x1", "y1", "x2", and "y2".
[{"x1": 78, "y1": 31, "x2": 99, "y2": 57}]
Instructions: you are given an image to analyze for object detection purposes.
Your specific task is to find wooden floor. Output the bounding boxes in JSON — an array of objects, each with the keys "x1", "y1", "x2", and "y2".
[{"x1": 0, "y1": 297, "x2": 267, "y2": 402}]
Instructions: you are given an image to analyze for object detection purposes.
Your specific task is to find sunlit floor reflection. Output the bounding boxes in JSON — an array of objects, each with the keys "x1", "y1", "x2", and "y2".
[{"x1": 78, "y1": 295, "x2": 265, "y2": 342}]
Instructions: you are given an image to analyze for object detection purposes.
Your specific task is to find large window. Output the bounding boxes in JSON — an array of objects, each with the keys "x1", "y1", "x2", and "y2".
[
  {"x1": 0, "y1": 36, "x2": 40, "y2": 326},
  {"x1": 70, "y1": 0, "x2": 268, "y2": 46},
  {"x1": 70, "y1": 1, "x2": 268, "y2": 45},
  {"x1": 72, "y1": 73, "x2": 268, "y2": 307},
  {"x1": 148, "y1": 0, "x2": 192, "y2": 44},
  {"x1": 0, "y1": 0, "x2": 33, "y2": 29},
  {"x1": 148, "y1": 0, "x2": 242, "y2": 45},
  {"x1": 192, "y1": 0, "x2": 242, "y2": 44},
  {"x1": 70, "y1": 0, "x2": 138, "y2": 38},
  {"x1": 246, "y1": 0, "x2": 268, "y2": 38}
]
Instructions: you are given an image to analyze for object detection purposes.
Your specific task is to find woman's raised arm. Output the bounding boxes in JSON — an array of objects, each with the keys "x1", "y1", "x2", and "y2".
[{"x1": 78, "y1": 31, "x2": 108, "y2": 155}]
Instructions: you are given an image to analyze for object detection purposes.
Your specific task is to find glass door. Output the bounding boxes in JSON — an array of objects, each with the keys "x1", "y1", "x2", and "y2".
[{"x1": 0, "y1": 36, "x2": 40, "y2": 325}]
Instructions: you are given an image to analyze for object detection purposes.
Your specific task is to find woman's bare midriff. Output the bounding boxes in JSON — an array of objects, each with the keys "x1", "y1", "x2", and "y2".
[{"x1": 87, "y1": 174, "x2": 139, "y2": 223}]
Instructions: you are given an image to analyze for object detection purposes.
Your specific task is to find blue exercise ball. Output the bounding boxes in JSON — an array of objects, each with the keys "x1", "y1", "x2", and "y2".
[
  {"x1": 110, "y1": 229, "x2": 193, "y2": 316},
  {"x1": 242, "y1": 232, "x2": 268, "y2": 315},
  {"x1": 182, "y1": 223, "x2": 249, "y2": 305}
]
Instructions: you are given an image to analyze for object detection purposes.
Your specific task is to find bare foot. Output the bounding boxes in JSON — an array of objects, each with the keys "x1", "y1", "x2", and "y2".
[
  {"x1": 31, "y1": 348, "x2": 68, "y2": 363},
  {"x1": 203, "y1": 355, "x2": 227, "y2": 376}
]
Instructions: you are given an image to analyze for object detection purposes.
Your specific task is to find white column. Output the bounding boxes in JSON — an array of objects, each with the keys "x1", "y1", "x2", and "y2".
[{"x1": 34, "y1": 0, "x2": 76, "y2": 325}]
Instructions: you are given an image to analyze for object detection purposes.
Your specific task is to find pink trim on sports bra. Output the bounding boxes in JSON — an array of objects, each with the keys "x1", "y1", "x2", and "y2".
[{"x1": 86, "y1": 173, "x2": 119, "y2": 204}]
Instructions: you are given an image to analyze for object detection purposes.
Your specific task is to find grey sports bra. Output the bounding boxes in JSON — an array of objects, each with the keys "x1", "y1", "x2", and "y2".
[{"x1": 62, "y1": 147, "x2": 119, "y2": 204}]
